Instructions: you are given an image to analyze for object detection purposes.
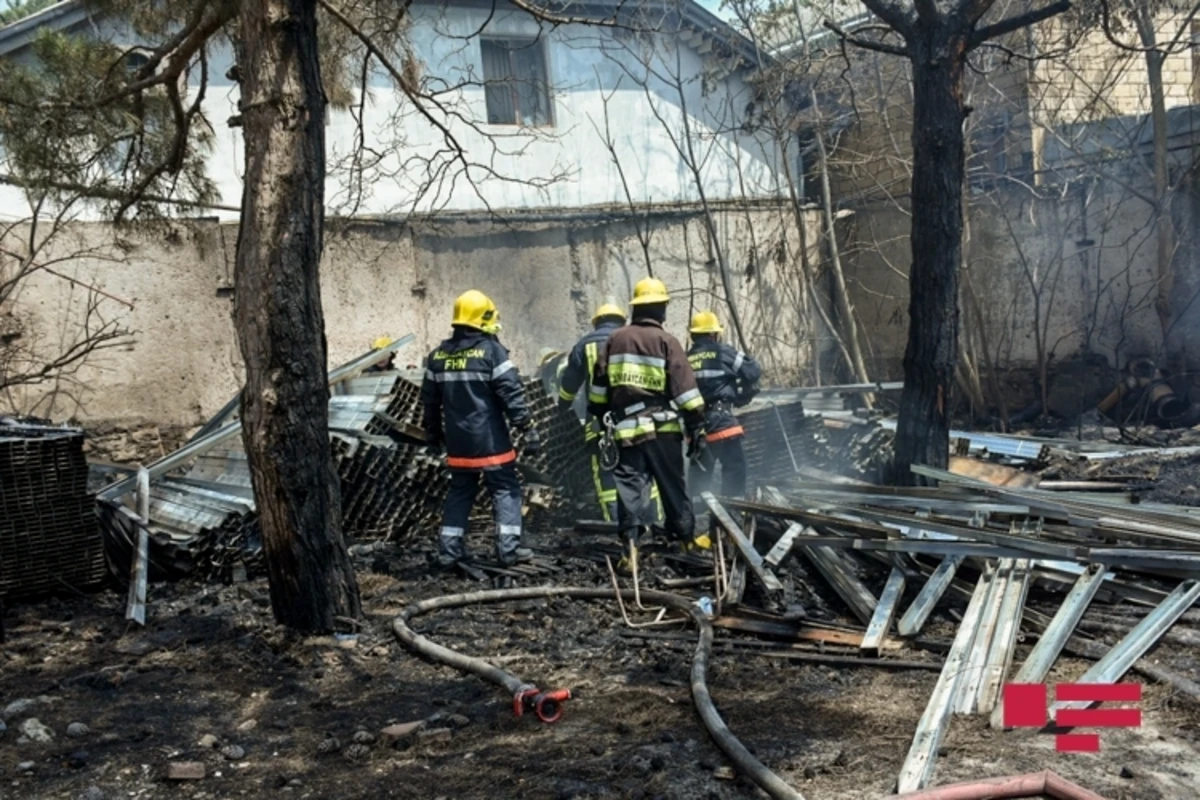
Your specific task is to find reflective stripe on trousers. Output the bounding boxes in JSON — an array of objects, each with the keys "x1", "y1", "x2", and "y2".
[{"x1": 439, "y1": 464, "x2": 524, "y2": 559}]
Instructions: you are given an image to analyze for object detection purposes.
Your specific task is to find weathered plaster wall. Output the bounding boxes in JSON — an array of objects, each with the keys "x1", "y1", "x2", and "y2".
[
  {"x1": 844, "y1": 175, "x2": 1192, "y2": 383},
  {"x1": 3, "y1": 202, "x2": 821, "y2": 425},
  {"x1": 0, "y1": 3, "x2": 788, "y2": 220}
]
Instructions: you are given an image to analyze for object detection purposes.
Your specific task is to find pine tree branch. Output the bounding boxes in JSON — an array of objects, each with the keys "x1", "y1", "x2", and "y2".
[
  {"x1": 968, "y1": 0, "x2": 1071, "y2": 50},
  {"x1": 0, "y1": 173, "x2": 238, "y2": 211}
]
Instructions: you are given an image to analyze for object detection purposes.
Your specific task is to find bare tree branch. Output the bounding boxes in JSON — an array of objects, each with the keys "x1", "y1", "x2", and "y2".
[
  {"x1": 824, "y1": 20, "x2": 908, "y2": 56},
  {"x1": 969, "y1": 1, "x2": 1073, "y2": 49}
]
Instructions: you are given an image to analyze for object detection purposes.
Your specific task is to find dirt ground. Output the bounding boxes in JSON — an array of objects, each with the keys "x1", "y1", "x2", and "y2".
[{"x1": 2, "y1": 525, "x2": 1199, "y2": 800}]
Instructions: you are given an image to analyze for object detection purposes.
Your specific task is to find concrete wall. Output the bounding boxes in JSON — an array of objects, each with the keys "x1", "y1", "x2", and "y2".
[
  {"x1": 2, "y1": 202, "x2": 822, "y2": 424},
  {"x1": 843, "y1": 174, "x2": 1191, "y2": 382},
  {"x1": 0, "y1": 1, "x2": 788, "y2": 220}
]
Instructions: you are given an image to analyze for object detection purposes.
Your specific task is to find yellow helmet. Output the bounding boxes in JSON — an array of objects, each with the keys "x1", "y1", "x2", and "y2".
[
  {"x1": 592, "y1": 303, "x2": 626, "y2": 325},
  {"x1": 630, "y1": 277, "x2": 670, "y2": 306},
  {"x1": 451, "y1": 290, "x2": 498, "y2": 331},
  {"x1": 689, "y1": 311, "x2": 724, "y2": 334},
  {"x1": 371, "y1": 336, "x2": 394, "y2": 350}
]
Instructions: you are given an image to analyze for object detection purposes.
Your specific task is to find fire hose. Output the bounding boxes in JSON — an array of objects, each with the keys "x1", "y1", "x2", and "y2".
[
  {"x1": 392, "y1": 585, "x2": 806, "y2": 800},
  {"x1": 885, "y1": 770, "x2": 1109, "y2": 800}
]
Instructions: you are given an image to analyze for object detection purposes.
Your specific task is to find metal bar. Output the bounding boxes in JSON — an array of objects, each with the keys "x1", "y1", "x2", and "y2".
[
  {"x1": 769, "y1": 402, "x2": 800, "y2": 474},
  {"x1": 991, "y1": 567, "x2": 1109, "y2": 729},
  {"x1": 702, "y1": 493, "x2": 782, "y2": 592},
  {"x1": 764, "y1": 522, "x2": 803, "y2": 567},
  {"x1": 795, "y1": 531, "x2": 878, "y2": 624},
  {"x1": 955, "y1": 559, "x2": 1008, "y2": 715},
  {"x1": 1053, "y1": 579, "x2": 1200, "y2": 712},
  {"x1": 761, "y1": 488, "x2": 876, "y2": 623},
  {"x1": 896, "y1": 568, "x2": 995, "y2": 793},
  {"x1": 125, "y1": 467, "x2": 151, "y2": 626},
  {"x1": 851, "y1": 506, "x2": 1079, "y2": 561},
  {"x1": 101, "y1": 334, "x2": 416, "y2": 501},
  {"x1": 862, "y1": 568, "x2": 906, "y2": 658},
  {"x1": 898, "y1": 556, "x2": 963, "y2": 637},
  {"x1": 186, "y1": 392, "x2": 241, "y2": 444},
  {"x1": 977, "y1": 559, "x2": 1032, "y2": 714}
]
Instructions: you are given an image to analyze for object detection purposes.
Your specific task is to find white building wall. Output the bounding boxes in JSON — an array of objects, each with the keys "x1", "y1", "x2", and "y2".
[{"x1": 0, "y1": 2, "x2": 787, "y2": 220}]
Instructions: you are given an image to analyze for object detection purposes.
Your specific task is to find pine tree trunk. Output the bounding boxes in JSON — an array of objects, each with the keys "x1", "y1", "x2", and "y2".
[
  {"x1": 233, "y1": 0, "x2": 361, "y2": 630},
  {"x1": 892, "y1": 30, "x2": 968, "y2": 486}
]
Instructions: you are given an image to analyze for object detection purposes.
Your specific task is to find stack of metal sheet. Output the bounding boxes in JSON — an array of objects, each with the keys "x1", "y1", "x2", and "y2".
[
  {"x1": 739, "y1": 401, "x2": 810, "y2": 485},
  {"x1": 521, "y1": 378, "x2": 591, "y2": 502},
  {"x1": 0, "y1": 422, "x2": 106, "y2": 599},
  {"x1": 95, "y1": 368, "x2": 598, "y2": 582}
]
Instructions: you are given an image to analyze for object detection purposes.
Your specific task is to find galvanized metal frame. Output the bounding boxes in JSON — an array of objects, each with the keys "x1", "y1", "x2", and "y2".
[
  {"x1": 100, "y1": 334, "x2": 417, "y2": 502},
  {"x1": 1052, "y1": 579, "x2": 1200, "y2": 712},
  {"x1": 897, "y1": 566, "x2": 996, "y2": 793},
  {"x1": 862, "y1": 567, "x2": 906, "y2": 657},
  {"x1": 702, "y1": 493, "x2": 783, "y2": 592},
  {"x1": 977, "y1": 558, "x2": 1032, "y2": 714},
  {"x1": 898, "y1": 555, "x2": 963, "y2": 637},
  {"x1": 993, "y1": 563, "x2": 1108, "y2": 728}
]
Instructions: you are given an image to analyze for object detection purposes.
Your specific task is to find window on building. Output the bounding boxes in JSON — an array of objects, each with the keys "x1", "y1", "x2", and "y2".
[
  {"x1": 125, "y1": 51, "x2": 150, "y2": 74},
  {"x1": 480, "y1": 38, "x2": 552, "y2": 127}
]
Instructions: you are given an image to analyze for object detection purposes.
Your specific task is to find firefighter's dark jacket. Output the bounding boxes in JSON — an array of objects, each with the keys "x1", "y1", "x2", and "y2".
[
  {"x1": 687, "y1": 336, "x2": 762, "y2": 437},
  {"x1": 420, "y1": 327, "x2": 531, "y2": 469},
  {"x1": 590, "y1": 318, "x2": 705, "y2": 445},
  {"x1": 558, "y1": 320, "x2": 622, "y2": 425}
]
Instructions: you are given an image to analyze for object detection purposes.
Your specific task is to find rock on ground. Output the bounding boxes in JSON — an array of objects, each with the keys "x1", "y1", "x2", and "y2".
[{"x1": 19, "y1": 718, "x2": 54, "y2": 743}]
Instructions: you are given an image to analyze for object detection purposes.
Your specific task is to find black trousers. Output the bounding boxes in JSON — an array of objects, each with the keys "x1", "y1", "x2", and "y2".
[
  {"x1": 690, "y1": 434, "x2": 748, "y2": 499},
  {"x1": 439, "y1": 464, "x2": 523, "y2": 560},
  {"x1": 588, "y1": 436, "x2": 663, "y2": 523},
  {"x1": 613, "y1": 433, "x2": 693, "y2": 543}
]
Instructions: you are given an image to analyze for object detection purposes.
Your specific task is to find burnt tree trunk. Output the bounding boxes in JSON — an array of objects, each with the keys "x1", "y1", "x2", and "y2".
[
  {"x1": 233, "y1": 0, "x2": 361, "y2": 630},
  {"x1": 892, "y1": 27, "x2": 968, "y2": 485}
]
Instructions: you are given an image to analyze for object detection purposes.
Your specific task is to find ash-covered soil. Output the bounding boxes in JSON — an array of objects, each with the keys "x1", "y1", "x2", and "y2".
[{"x1": 2, "y1": 525, "x2": 1199, "y2": 800}]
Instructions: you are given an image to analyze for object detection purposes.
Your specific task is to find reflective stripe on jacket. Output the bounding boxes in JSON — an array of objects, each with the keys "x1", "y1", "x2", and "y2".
[
  {"x1": 687, "y1": 337, "x2": 762, "y2": 436},
  {"x1": 420, "y1": 328, "x2": 531, "y2": 469},
  {"x1": 559, "y1": 321, "x2": 622, "y2": 437},
  {"x1": 591, "y1": 318, "x2": 704, "y2": 446}
]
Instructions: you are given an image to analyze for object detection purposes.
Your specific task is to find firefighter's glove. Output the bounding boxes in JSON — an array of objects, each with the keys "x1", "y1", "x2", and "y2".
[
  {"x1": 687, "y1": 431, "x2": 709, "y2": 463},
  {"x1": 424, "y1": 430, "x2": 444, "y2": 456},
  {"x1": 522, "y1": 428, "x2": 543, "y2": 457}
]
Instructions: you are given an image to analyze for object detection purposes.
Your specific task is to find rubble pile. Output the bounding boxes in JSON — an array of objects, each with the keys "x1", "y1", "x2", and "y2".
[
  {"x1": 0, "y1": 420, "x2": 106, "y2": 599},
  {"x1": 94, "y1": 369, "x2": 594, "y2": 582},
  {"x1": 667, "y1": 426, "x2": 1200, "y2": 794}
]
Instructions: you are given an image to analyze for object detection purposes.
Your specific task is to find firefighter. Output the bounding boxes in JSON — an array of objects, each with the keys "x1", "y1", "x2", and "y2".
[
  {"x1": 366, "y1": 336, "x2": 395, "y2": 373},
  {"x1": 420, "y1": 290, "x2": 542, "y2": 567},
  {"x1": 559, "y1": 303, "x2": 665, "y2": 523},
  {"x1": 589, "y1": 278, "x2": 708, "y2": 569},
  {"x1": 687, "y1": 311, "x2": 761, "y2": 499}
]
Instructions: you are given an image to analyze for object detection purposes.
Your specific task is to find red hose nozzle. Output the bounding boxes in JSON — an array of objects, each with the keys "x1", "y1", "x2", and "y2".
[{"x1": 513, "y1": 687, "x2": 572, "y2": 723}]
